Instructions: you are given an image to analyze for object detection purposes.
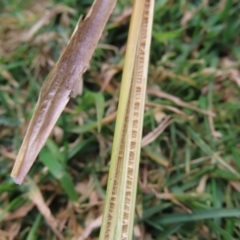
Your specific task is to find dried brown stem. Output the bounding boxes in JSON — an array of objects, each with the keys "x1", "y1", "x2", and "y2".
[{"x1": 11, "y1": 0, "x2": 117, "y2": 184}]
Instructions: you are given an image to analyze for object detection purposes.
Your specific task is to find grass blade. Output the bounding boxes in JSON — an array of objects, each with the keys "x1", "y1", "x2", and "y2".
[
  {"x1": 39, "y1": 147, "x2": 78, "y2": 201},
  {"x1": 26, "y1": 213, "x2": 42, "y2": 240},
  {"x1": 155, "y1": 208, "x2": 240, "y2": 225}
]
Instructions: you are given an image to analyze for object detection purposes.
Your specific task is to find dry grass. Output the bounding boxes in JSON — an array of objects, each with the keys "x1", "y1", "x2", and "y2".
[{"x1": 1, "y1": 0, "x2": 240, "y2": 239}]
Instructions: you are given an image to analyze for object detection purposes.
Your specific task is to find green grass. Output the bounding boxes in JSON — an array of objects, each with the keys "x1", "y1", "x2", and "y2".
[{"x1": 1, "y1": 0, "x2": 240, "y2": 239}]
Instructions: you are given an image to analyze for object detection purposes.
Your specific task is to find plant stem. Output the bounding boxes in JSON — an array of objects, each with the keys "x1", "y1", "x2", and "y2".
[{"x1": 100, "y1": 0, "x2": 154, "y2": 239}]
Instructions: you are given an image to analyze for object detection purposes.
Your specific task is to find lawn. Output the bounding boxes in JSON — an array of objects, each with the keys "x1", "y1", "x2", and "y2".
[{"x1": 1, "y1": 0, "x2": 240, "y2": 239}]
